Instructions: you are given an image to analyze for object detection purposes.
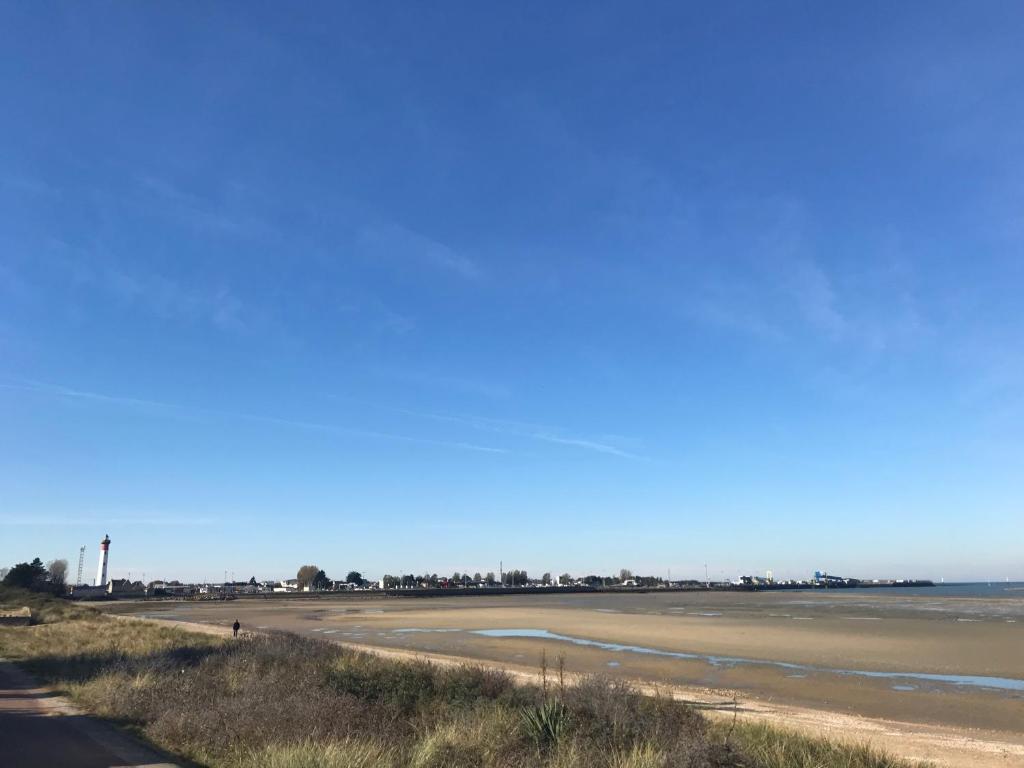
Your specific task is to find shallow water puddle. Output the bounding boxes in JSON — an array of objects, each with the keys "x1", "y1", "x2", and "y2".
[
  {"x1": 392, "y1": 628, "x2": 462, "y2": 633},
  {"x1": 464, "y1": 629, "x2": 1024, "y2": 692}
]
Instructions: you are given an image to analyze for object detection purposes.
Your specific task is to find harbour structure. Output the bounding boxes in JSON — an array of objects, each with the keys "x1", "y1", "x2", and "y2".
[{"x1": 95, "y1": 534, "x2": 111, "y2": 587}]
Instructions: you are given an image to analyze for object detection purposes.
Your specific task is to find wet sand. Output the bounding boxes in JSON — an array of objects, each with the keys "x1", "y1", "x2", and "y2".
[{"x1": 106, "y1": 590, "x2": 1024, "y2": 766}]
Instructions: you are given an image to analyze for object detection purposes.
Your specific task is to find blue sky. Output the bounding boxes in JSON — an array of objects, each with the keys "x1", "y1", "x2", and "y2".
[{"x1": 1, "y1": 2, "x2": 1022, "y2": 583}]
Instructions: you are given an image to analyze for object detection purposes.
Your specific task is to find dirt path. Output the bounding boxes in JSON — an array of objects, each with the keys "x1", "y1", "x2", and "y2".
[
  {"x1": 128, "y1": 615, "x2": 1024, "y2": 768},
  {"x1": 0, "y1": 659, "x2": 181, "y2": 768}
]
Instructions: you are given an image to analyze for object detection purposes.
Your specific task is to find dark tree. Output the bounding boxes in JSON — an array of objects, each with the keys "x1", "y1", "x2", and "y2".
[
  {"x1": 502, "y1": 569, "x2": 528, "y2": 586},
  {"x1": 345, "y1": 571, "x2": 363, "y2": 585},
  {"x1": 311, "y1": 570, "x2": 331, "y2": 590},
  {"x1": 2, "y1": 558, "x2": 48, "y2": 590}
]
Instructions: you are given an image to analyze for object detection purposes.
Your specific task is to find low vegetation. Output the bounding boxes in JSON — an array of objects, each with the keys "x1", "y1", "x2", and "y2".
[
  {"x1": 0, "y1": 584, "x2": 93, "y2": 624},
  {"x1": 0, "y1": 587, "x2": 928, "y2": 768}
]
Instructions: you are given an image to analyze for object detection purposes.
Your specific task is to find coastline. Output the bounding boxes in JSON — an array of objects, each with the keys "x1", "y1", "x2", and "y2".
[{"x1": 116, "y1": 612, "x2": 1024, "y2": 768}]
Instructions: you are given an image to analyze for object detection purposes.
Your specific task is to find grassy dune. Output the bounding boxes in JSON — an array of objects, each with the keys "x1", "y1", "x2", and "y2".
[{"x1": 0, "y1": 588, "x2": 927, "y2": 768}]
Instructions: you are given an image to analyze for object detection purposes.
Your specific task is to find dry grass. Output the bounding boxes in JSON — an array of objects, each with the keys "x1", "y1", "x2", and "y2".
[
  {"x1": 242, "y1": 738, "x2": 399, "y2": 768},
  {"x1": 722, "y1": 721, "x2": 919, "y2": 768},
  {"x1": 0, "y1": 585, "x2": 96, "y2": 624},
  {"x1": 0, "y1": 592, "x2": 931, "y2": 768}
]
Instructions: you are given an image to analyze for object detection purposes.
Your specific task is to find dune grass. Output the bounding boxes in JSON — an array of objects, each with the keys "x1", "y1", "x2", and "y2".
[
  {"x1": 0, "y1": 585, "x2": 96, "y2": 624},
  {"x1": 723, "y1": 721, "x2": 919, "y2": 768},
  {"x1": 0, "y1": 589, "x2": 930, "y2": 768},
  {"x1": 244, "y1": 739, "x2": 399, "y2": 768}
]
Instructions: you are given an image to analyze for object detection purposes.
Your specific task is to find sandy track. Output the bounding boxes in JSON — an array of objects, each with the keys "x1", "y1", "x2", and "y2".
[{"x1": 0, "y1": 656, "x2": 180, "y2": 768}]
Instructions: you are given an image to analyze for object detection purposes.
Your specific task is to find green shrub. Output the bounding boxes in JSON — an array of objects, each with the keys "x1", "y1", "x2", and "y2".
[{"x1": 521, "y1": 700, "x2": 568, "y2": 752}]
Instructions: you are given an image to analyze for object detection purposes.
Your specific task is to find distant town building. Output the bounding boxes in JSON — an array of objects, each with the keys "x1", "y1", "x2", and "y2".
[
  {"x1": 107, "y1": 579, "x2": 146, "y2": 597},
  {"x1": 273, "y1": 579, "x2": 299, "y2": 593}
]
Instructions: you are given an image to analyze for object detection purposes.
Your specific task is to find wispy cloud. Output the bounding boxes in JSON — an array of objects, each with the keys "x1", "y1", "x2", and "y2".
[
  {"x1": 357, "y1": 221, "x2": 482, "y2": 280},
  {"x1": 0, "y1": 262, "x2": 32, "y2": 301},
  {"x1": 0, "y1": 516, "x2": 216, "y2": 527},
  {"x1": 673, "y1": 200, "x2": 930, "y2": 355},
  {"x1": 0, "y1": 380, "x2": 507, "y2": 455},
  {"x1": 786, "y1": 257, "x2": 848, "y2": 340},
  {"x1": 527, "y1": 432, "x2": 642, "y2": 459},
  {"x1": 687, "y1": 278, "x2": 786, "y2": 342},
  {"x1": 25, "y1": 240, "x2": 251, "y2": 333},
  {"x1": 1, "y1": 174, "x2": 60, "y2": 198},
  {"x1": 368, "y1": 367, "x2": 510, "y2": 400},
  {"x1": 753, "y1": 199, "x2": 849, "y2": 341},
  {"x1": 102, "y1": 267, "x2": 246, "y2": 331},
  {"x1": 135, "y1": 174, "x2": 270, "y2": 238},
  {"x1": 392, "y1": 408, "x2": 646, "y2": 460},
  {"x1": 361, "y1": 298, "x2": 417, "y2": 336}
]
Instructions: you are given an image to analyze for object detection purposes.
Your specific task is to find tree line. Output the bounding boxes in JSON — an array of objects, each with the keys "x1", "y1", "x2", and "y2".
[
  {"x1": 1, "y1": 557, "x2": 68, "y2": 594},
  {"x1": 295, "y1": 565, "x2": 365, "y2": 590},
  {"x1": 372, "y1": 568, "x2": 668, "y2": 589}
]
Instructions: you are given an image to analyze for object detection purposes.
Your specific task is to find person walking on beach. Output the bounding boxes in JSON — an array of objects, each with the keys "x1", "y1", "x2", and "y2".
[{"x1": 232, "y1": 619, "x2": 240, "y2": 638}]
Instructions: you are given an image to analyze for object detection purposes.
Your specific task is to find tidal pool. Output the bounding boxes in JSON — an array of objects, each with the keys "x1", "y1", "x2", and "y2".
[{"x1": 466, "y1": 628, "x2": 1024, "y2": 693}]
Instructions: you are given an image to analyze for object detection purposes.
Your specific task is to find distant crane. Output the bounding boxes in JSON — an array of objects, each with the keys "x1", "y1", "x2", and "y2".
[{"x1": 76, "y1": 546, "x2": 86, "y2": 586}]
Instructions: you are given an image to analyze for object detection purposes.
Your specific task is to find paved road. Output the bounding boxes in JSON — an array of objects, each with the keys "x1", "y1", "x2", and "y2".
[{"x1": 0, "y1": 661, "x2": 180, "y2": 768}]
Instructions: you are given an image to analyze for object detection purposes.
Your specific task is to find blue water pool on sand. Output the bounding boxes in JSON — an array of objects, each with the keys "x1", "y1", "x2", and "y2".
[
  {"x1": 393, "y1": 628, "x2": 462, "y2": 633},
  {"x1": 466, "y1": 629, "x2": 1024, "y2": 693}
]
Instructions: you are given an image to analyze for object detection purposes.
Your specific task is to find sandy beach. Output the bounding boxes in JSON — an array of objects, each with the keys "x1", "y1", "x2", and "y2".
[{"x1": 106, "y1": 590, "x2": 1024, "y2": 767}]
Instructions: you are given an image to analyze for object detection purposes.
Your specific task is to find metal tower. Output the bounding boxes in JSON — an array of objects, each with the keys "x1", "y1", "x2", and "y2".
[{"x1": 76, "y1": 546, "x2": 86, "y2": 586}]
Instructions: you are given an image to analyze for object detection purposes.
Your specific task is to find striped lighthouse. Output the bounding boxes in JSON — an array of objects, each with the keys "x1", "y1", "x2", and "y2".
[{"x1": 95, "y1": 534, "x2": 111, "y2": 588}]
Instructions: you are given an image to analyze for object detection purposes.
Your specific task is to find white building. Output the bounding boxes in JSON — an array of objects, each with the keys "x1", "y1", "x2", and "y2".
[{"x1": 95, "y1": 534, "x2": 111, "y2": 587}]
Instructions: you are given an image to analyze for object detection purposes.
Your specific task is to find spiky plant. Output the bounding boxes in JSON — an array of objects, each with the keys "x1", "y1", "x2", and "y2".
[{"x1": 521, "y1": 700, "x2": 568, "y2": 751}]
